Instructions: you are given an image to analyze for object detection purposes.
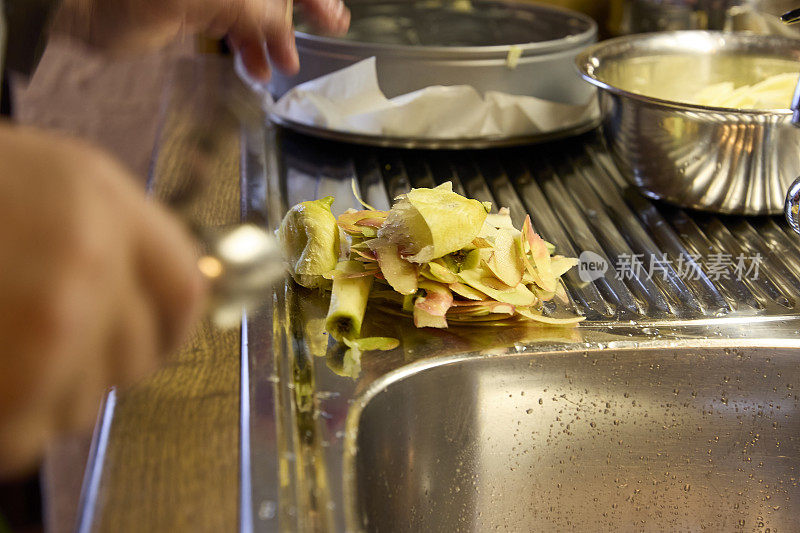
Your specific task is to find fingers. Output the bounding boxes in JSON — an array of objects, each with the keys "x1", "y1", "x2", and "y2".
[
  {"x1": 266, "y1": 28, "x2": 300, "y2": 75},
  {"x1": 54, "y1": 135, "x2": 206, "y2": 359},
  {"x1": 0, "y1": 124, "x2": 208, "y2": 478},
  {"x1": 67, "y1": 138, "x2": 205, "y2": 360},
  {"x1": 230, "y1": 0, "x2": 294, "y2": 68},
  {"x1": 228, "y1": 1, "x2": 298, "y2": 79},
  {"x1": 226, "y1": 0, "x2": 350, "y2": 81},
  {"x1": 296, "y1": 0, "x2": 350, "y2": 35},
  {"x1": 133, "y1": 199, "x2": 207, "y2": 356},
  {"x1": 230, "y1": 35, "x2": 273, "y2": 82},
  {"x1": 0, "y1": 410, "x2": 54, "y2": 480},
  {"x1": 105, "y1": 271, "x2": 161, "y2": 388}
]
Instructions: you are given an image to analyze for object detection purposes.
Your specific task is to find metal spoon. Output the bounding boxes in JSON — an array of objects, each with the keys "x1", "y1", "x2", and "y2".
[{"x1": 164, "y1": 65, "x2": 285, "y2": 328}]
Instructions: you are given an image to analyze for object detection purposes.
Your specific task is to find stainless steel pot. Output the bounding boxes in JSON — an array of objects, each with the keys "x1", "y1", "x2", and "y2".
[
  {"x1": 271, "y1": 0, "x2": 597, "y2": 105},
  {"x1": 576, "y1": 30, "x2": 800, "y2": 215}
]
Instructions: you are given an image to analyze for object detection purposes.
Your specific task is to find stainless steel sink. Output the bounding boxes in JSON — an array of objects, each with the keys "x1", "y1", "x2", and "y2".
[
  {"x1": 346, "y1": 343, "x2": 800, "y2": 531},
  {"x1": 240, "y1": 127, "x2": 800, "y2": 532}
]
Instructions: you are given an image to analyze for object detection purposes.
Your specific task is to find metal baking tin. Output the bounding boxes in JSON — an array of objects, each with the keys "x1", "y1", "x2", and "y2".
[{"x1": 263, "y1": 0, "x2": 599, "y2": 148}]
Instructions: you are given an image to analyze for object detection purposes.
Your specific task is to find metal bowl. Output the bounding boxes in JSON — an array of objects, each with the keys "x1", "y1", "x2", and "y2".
[{"x1": 576, "y1": 31, "x2": 800, "y2": 215}]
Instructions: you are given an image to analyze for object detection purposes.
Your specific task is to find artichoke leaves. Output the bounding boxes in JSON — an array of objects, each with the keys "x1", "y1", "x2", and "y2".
[{"x1": 277, "y1": 196, "x2": 340, "y2": 289}]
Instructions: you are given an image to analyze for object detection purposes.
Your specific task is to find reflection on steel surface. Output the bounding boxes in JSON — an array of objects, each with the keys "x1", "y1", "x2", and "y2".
[
  {"x1": 241, "y1": 127, "x2": 800, "y2": 532},
  {"x1": 785, "y1": 175, "x2": 800, "y2": 234}
]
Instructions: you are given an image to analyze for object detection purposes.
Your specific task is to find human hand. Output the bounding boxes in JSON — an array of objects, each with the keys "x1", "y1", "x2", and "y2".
[
  {"x1": 56, "y1": 0, "x2": 351, "y2": 80},
  {"x1": 0, "y1": 122, "x2": 206, "y2": 479}
]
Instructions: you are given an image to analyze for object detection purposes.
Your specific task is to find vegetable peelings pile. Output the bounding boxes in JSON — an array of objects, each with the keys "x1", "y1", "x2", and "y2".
[{"x1": 277, "y1": 182, "x2": 583, "y2": 361}]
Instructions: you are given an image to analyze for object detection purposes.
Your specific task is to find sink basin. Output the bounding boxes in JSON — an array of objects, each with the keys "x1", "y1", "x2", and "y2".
[{"x1": 346, "y1": 344, "x2": 800, "y2": 531}]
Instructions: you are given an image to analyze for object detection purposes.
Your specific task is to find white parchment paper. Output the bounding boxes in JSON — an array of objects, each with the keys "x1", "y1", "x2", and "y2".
[{"x1": 273, "y1": 57, "x2": 599, "y2": 139}]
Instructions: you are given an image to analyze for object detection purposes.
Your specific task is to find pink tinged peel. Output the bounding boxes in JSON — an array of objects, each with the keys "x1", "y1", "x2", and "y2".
[
  {"x1": 522, "y1": 215, "x2": 556, "y2": 293},
  {"x1": 413, "y1": 281, "x2": 454, "y2": 329},
  {"x1": 337, "y1": 209, "x2": 388, "y2": 234},
  {"x1": 369, "y1": 239, "x2": 419, "y2": 295},
  {"x1": 358, "y1": 218, "x2": 386, "y2": 228},
  {"x1": 518, "y1": 221, "x2": 545, "y2": 289},
  {"x1": 350, "y1": 248, "x2": 378, "y2": 262}
]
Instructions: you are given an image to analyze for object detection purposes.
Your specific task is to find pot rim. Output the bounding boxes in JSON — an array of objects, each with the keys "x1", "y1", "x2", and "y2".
[
  {"x1": 576, "y1": 30, "x2": 800, "y2": 117},
  {"x1": 295, "y1": 0, "x2": 598, "y2": 60}
]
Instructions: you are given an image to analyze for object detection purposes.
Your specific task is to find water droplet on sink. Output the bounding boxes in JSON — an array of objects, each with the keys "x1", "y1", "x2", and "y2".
[{"x1": 258, "y1": 500, "x2": 277, "y2": 520}]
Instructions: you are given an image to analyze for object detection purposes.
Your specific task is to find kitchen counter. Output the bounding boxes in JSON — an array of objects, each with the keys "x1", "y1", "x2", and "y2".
[
  {"x1": 12, "y1": 39, "x2": 243, "y2": 533},
  {"x1": 69, "y1": 56, "x2": 244, "y2": 532}
]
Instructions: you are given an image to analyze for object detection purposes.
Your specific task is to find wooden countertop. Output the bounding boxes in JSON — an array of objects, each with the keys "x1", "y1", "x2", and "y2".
[{"x1": 15, "y1": 40, "x2": 242, "y2": 532}]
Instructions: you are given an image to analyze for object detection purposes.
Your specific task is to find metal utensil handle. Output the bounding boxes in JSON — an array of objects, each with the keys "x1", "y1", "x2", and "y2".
[
  {"x1": 164, "y1": 71, "x2": 286, "y2": 327},
  {"x1": 783, "y1": 7, "x2": 800, "y2": 234},
  {"x1": 786, "y1": 176, "x2": 800, "y2": 235}
]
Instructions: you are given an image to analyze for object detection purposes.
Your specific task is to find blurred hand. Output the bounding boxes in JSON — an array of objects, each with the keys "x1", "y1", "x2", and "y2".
[
  {"x1": 56, "y1": 0, "x2": 351, "y2": 80},
  {"x1": 0, "y1": 122, "x2": 205, "y2": 479}
]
